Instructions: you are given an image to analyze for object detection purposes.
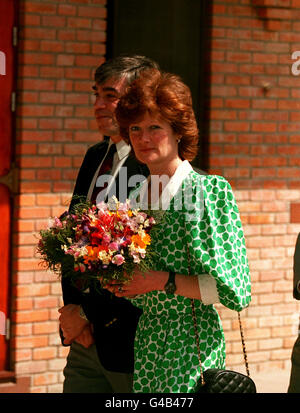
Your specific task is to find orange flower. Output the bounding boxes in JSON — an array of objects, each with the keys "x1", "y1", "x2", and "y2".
[
  {"x1": 83, "y1": 246, "x2": 101, "y2": 263},
  {"x1": 131, "y1": 233, "x2": 151, "y2": 249},
  {"x1": 143, "y1": 233, "x2": 151, "y2": 245}
]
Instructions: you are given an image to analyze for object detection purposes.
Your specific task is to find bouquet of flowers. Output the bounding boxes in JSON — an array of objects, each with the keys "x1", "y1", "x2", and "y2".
[{"x1": 37, "y1": 197, "x2": 161, "y2": 290}]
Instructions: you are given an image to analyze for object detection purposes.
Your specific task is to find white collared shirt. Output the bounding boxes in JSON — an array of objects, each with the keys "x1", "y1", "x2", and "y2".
[{"x1": 87, "y1": 139, "x2": 131, "y2": 201}]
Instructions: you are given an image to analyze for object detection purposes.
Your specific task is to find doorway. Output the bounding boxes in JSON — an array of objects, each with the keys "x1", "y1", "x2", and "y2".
[{"x1": 106, "y1": 0, "x2": 212, "y2": 170}]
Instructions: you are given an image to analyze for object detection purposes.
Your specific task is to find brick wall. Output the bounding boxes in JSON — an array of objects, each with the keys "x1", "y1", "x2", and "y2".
[
  {"x1": 8, "y1": 0, "x2": 300, "y2": 393},
  {"x1": 208, "y1": 0, "x2": 300, "y2": 376},
  {"x1": 13, "y1": 0, "x2": 106, "y2": 392},
  {"x1": 209, "y1": 0, "x2": 300, "y2": 190},
  {"x1": 218, "y1": 189, "x2": 300, "y2": 373}
]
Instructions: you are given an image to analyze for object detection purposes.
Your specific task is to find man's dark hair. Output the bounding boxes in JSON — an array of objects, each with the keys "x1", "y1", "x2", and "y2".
[{"x1": 94, "y1": 54, "x2": 160, "y2": 86}]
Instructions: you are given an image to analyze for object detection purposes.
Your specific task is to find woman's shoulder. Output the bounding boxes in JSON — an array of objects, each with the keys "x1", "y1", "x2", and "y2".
[{"x1": 188, "y1": 170, "x2": 231, "y2": 189}]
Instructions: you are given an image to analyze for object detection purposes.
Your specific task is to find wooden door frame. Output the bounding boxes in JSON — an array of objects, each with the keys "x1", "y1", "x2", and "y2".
[{"x1": 0, "y1": 0, "x2": 19, "y2": 378}]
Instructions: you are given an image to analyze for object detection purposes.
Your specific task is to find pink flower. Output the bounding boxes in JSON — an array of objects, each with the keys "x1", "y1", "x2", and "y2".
[
  {"x1": 102, "y1": 232, "x2": 111, "y2": 243},
  {"x1": 79, "y1": 263, "x2": 86, "y2": 272},
  {"x1": 54, "y1": 217, "x2": 63, "y2": 228},
  {"x1": 112, "y1": 254, "x2": 125, "y2": 266},
  {"x1": 109, "y1": 242, "x2": 119, "y2": 251},
  {"x1": 74, "y1": 263, "x2": 86, "y2": 272}
]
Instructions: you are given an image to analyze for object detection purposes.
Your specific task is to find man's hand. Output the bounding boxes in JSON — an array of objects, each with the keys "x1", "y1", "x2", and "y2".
[
  {"x1": 58, "y1": 304, "x2": 89, "y2": 345},
  {"x1": 75, "y1": 324, "x2": 95, "y2": 348}
]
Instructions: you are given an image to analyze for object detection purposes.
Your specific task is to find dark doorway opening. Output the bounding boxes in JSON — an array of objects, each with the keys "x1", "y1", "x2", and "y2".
[{"x1": 106, "y1": 0, "x2": 212, "y2": 171}]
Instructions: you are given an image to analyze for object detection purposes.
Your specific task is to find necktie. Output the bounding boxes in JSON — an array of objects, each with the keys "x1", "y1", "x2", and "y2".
[{"x1": 90, "y1": 143, "x2": 117, "y2": 205}]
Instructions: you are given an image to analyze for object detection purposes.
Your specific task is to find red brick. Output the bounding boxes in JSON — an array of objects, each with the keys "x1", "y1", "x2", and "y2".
[
  {"x1": 225, "y1": 98, "x2": 251, "y2": 108},
  {"x1": 14, "y1": 245, "x2": 35, "y2": 259},
  {"x1": 23, "y1": 27, "x2": 56, "y2": 40},
  {"x1": 15, "y1": 349, "x2": 33, "y2": 362},
  {"x1": 58, "y1": 4, "x2": 76, "y2": 16},
  {"x1": 22, "y1": 2, "x2": 57, "y2": 14},
  {"x1": 14, "y1": 257, "x2": 45, "y2": 271},
  {"x1": 65, "y1": 67, "x2": 91, "y2": 79},
  {"x1": 65, "y1": 93, "x2": 89, "y2": 105},
  {"x1": 39, "y1": 92, "x2": 64, "y2": 104},
  {"x1": 55, "y1": 106, "x2": 74, "y2": 117},
  {"x1": 40, "y1": 40, "x2": 64, "y2": 53},
  {"x1": 57, "y1": 29, "x2": 76, "y2": 41},
  {"x1": 277, "y1": 168, "x2": 300, "y2": 178},
  {"x1": 21, "y1": 52, "x2": 55, "y2": 66},
  {"x1": 34, "y1": 297, "x2": 59, "y2": 309},
  {"x1": 36, "y1": 169, "x2": 62, "y2": 181},
  {"x1": 14, "y1": 297, "x2": 34, "y2": 311},
  {"x1": 56, "y1": 54, "x2": 75, "y2": 66},
  {"x1": 36, "y1": 194, "x2": 61, "y2": 206},
  {"x1": 290, "y1": 202, "x2": 300, "y2": 222},
  {"x1": 20, "y1": 157, "x2": 53, "y2": 168},
  {"x1": 14, "y1": 219, "x2": 34, "y2": 232},
  {"x1": 22, "y1": 13, "x2": 41, "y2": 26},
  {"x1": 16, "y1": 143, "x2": 37, "y2": 155},
  {"x1": 76, "y1": 30, "x2": 106, "y2": 42},
  {"x1": 53, "y1": 157, "x2": 72, "y2": 168},
  {"x1": 19, "y1": 182, "x2": 52, "y2": 194},
  {"x1": 224, "y1": 121, "x2": 250, "y2": 132},
  {"x1": 53, "y1": 182, "x2": 73, "y2": 192},
  {"x1": 33, "y1": 322, "x2": 59, "y2": 335},
  {"x1": 20, "y1": 91, "x2": 39, "y2": 104},
  {"x1": 41, "y1": 15, "x2": 66, "y2": 28},
  {"x1": 14, "y1": 310, "x2": 50, "y2": 324},
  {"x1": 19, "y1": 39, "x2": 40, "y2": 54},
  {"x1": 67, "y1": 17, "x2": 92, "y2": 29},
  {"x1": 20, "y1": 105, "x2": 55, "y2": 116},
  {"x1": 33, "y1": 372, "x2": 58, "y2": 386},
  {"x1": 64, "y1": 119, "x2": 89, "y2": 130},
  {"x1": 251, "y1": 122, "x2": 277, "y2": 133},
  {"x1": 78, "y1": 6, "x2": 106, "y2": 18},
  {"x1": 210, "y1": 110, "x2": 237, "y2": 120},
  {"x1": 19, "y1": 130, "x2": 54, "y2": 141},
  {"x1": 53, "y1": 130, "x2": 73, "y2": 141},
  {"x1": 65, "y1": 42, "x2": 91, "y2": 54}
]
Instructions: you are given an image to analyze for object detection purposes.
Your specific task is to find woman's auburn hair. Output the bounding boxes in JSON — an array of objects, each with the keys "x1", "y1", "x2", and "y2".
[{"x1": 115, "y1": 68, "x2": 199, "y2": 161}]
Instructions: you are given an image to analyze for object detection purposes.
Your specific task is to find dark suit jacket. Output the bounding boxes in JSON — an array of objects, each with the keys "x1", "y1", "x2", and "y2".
[
  {"x1": 61, "y1": 139, "x2": 149, "y2": 373},
  {"x1": 293, "y1": 233, "x2": 300, "y2": 300}
]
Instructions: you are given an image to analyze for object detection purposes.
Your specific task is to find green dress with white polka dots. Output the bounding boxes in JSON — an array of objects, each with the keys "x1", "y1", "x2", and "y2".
[{"x1": 129, "y1": 171, "x2": 251, "y2": 393}]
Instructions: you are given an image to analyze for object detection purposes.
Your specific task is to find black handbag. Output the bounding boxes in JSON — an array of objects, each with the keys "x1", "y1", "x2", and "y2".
[{"x1": 191, "y1": 299, "x2": 257, "y2": 393}]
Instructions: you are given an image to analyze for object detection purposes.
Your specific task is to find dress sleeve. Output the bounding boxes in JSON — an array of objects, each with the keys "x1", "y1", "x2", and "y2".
[{"x1": 184, "y1": 175, "x2": 251, "y2": 312}]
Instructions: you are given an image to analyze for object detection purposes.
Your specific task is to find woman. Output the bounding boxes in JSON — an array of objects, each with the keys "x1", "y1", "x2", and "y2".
[{"x1": 106, "y1": 69, "x2": 251, "y2": 393}]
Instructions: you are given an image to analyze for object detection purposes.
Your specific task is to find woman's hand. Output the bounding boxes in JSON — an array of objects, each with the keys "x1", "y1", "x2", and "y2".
[{"x1": 103, "y1": 269, "x2": 168, "y2": 297}]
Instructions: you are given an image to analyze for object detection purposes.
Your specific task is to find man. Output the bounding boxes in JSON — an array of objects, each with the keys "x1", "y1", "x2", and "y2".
[
  {"x1": 59, "y1": 55, "x2": 159, "y2": 393},
  {"x1": 288, "y1": 233, "x2": 300, "y2": 393}
]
